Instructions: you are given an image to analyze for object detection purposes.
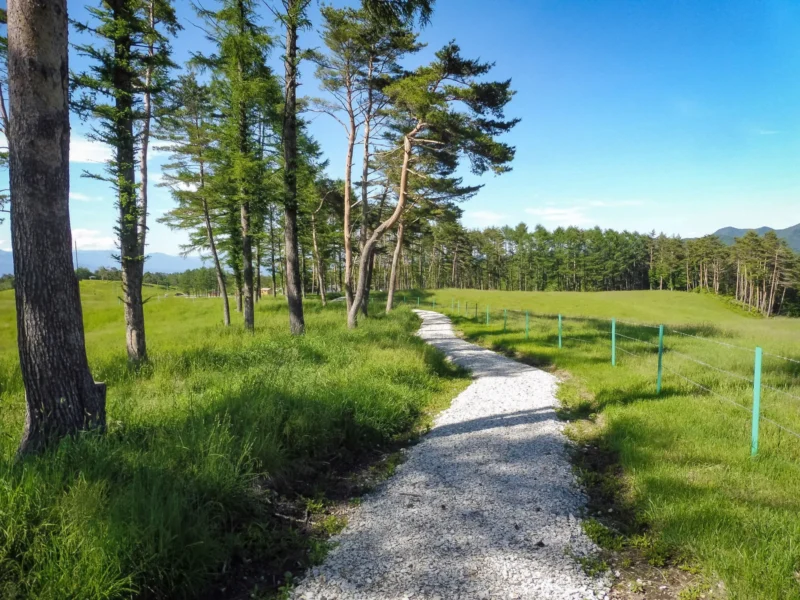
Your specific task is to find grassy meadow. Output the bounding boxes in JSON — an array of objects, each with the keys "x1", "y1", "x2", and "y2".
[
  {"x1": 0, "y1": 282, "x2": 468, "y2": 599},
  {"x1": 417, "y1": 288, "x2": 800, "y2": 599}
]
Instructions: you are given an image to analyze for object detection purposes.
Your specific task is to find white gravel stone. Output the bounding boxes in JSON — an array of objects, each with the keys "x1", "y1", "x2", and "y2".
[{"x1": 291, "y1": 310, "x2": 611, "y2": 600}]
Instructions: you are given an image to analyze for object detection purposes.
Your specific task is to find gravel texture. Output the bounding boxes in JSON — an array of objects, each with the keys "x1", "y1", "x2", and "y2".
[{"x1": 291, "y1": 310, "x2": 610, "y2": 600}]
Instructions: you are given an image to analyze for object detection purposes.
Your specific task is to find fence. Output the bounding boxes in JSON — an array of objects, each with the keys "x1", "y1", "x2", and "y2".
[{"x1": 399, "y1": 295, "x2": 800, "y2": 459}]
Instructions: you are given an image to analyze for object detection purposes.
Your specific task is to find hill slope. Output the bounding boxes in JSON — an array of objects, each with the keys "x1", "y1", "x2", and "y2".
[{"x1": 712, "y1": 223, "x2": 800, "y2": 251}]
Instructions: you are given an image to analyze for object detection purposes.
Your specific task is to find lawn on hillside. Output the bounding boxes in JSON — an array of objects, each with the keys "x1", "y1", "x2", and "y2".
[
  {"x1": 0, "y1": 282, "x2": 468, "y2": 599},
  {"x1": 422, "y1": 288, "x2": 800, "y2": 600}
]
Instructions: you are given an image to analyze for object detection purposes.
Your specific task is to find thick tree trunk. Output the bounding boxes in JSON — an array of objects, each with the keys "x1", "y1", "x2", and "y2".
[
  {"x1": 241, "y1": 200, "x2": 254, "y2": 328},
  {"x1": 282, "y1": 7, "x2": 305, "y2": 334},
  {"x1": 386, "y1": 219, "x2": 404, "y2": 313},
  {"x1": 9, "y1": 0, "x2": 107, "y2": 455}
]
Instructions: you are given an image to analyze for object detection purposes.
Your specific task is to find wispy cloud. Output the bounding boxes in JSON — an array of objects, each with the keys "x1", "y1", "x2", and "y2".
[
  {"x1": 72, "y1": 228, "x2": 116, "y2": 250},
  {"x1": 524, "y1": 206, "x2": 591, "y2": 226},
  {"x1": 585, "y1": 200, "x2": 645, "y2": 208},
  {"x1": 463, "y1": 210, "x2": 508, "y2": 226},
  {"x1": 69, "y1": 192, "x2": 104, "y2": 203},
  {"x1": 70, "y1": 137, "x2": 113, "y2": 164},
  {"x1": 755, "y1": 128, "x2": 779, "y2": 135}
]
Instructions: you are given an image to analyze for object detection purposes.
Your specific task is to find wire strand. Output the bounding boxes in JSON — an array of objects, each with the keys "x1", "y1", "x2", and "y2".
[
  {"x1": 616, "y1": 332, "x2": 659, "y2": 346},
  {"x1": 667, "y1": 349, "x2": 754, "y2": 385},
  {"x1": 662, "y1": 365, "x2": 751, "y2": 414},
  {"x1": 669, "y1": 329, "x2": 754, "y2": 353}
]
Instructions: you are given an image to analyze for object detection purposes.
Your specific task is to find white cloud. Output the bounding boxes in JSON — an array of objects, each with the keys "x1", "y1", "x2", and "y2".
[
  {"x1": 70, "y1": 137, "x2": 113, "y2": 164},
  {"x1": 464, "y1": 210, "x2": 508, "y2": 225},
  {"x1": 585, "y1": 200, "x2": 645, "y2": 208},
  {"x1": 72, "y1": 228, "x2": 116, "y2": 250},
  {"x1": 755, "y1": 128, "x2": 779, "y2": 135},
  {"x1": 0, "y1": 239, "x2": 8, "y2": 249},
  {"x1": 524, "y1": 206, "x2": 591, "y2": 226},
  {"x1": 69, "y1": 192, "x2": 104, "y2": 203}
]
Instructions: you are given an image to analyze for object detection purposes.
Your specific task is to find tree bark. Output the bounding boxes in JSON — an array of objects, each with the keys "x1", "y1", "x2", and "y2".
[
  {"x1": 9, "y1": 0, "x2": 107, "y2": 455},
  {"x1": 386, "y1": 218, "x2": 404, "y2": 313},
  {"x1": 200, "y1": 165, "x2": 230, "y2": 325},
  {"x1": 282, "y1": 2, "x2": 305, "y2": 334},
  {"x1": 348, "y1": 130, "x2": 417, "y2": 328},
  {"x1": 312, "y1": 200, "x2": 327, "y2": 306},
  {"x1": 269, "y1": 205, "x2": 277, "y2": 297}
]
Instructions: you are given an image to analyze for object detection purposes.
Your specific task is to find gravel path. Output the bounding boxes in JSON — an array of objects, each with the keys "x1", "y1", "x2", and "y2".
[{"x1": 291, "y1": 310, "x2": 610, "y2": 600}]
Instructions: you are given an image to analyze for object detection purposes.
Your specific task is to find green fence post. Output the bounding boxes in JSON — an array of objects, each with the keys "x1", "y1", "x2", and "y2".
[
  {"x1": 525, "y1": 311, "x2": 529, "y2": 339},
  {"x1": 403, "y1": 295, "x2": 406, "y2": 304},
  {"x1": 503, "y1": 309, "x2": 507, "y2": 332},
  {"x1": 486, "y1": 305, "x2": 490, "y2": 325},
  {"x1": 558, "y1": 314, "x2": 563, "y2": 349},
  {"x1": 657, "y1": 325, "x2": 664, "y2": 394},
  {"x1": 611, "y1": 318, "x2": 616, "y2": 366},
  {"x1": 751, "y1": 347, "x2": 763, "y2": 456}
]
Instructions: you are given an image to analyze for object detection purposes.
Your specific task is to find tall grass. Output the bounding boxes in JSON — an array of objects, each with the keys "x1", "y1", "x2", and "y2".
[
  {"x1": 424, "y1": 288, "x2": 800, "y2": 600},
  {"x1": 0, "y1": 282, "x2": 468, "y2": 599}
]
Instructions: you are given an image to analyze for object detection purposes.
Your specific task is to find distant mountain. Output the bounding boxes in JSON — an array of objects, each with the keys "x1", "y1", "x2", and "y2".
[
  {"x1": 0, "y1": 249, "x2": 206, "y2": 276},
  {"x1": 711, "y1": 223, "x2": 800, "y2": 252}
]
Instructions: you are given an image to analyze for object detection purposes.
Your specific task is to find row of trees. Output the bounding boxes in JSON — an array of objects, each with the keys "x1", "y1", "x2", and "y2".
[
  {"x1": 2, "y1": 0, "x2": 518, "y2": 453},
  {"x1": 367, "y1": 220, "x2": 797, "y2": 316}
]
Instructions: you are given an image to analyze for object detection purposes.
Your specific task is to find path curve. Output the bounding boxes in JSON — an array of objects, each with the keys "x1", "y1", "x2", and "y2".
[{"x1": 292, "y1": 310, "x2": 610, "y2": 600}]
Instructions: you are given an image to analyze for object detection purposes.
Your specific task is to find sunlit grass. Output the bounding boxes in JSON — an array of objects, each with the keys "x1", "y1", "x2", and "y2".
[
  {"x1": 0, "y1": 282, "x2": 468, "y2": 599},
  {"x1": 423, "y1": 288, "x2": 800, "y2": 600}
]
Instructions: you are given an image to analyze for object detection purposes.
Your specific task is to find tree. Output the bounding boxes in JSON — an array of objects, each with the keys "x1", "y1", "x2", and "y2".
[
  {"x1": 197, "y1": 0, "x2": 279, "y2": 330},
  {"x1": 73, "y1": 0, "x2": 178, "y2": 361},
  {"x1": 8, "y1": 0, "x2": 106, "y2": 454},
  {"x1": 278, "y1": 0, "x2": 311, "y2": 334},
  {"x1": 158, "y1": 72, "x2": 231, "y2": 325},
  {"x1": 347, "y1": 42, "x2": 519, "y2": 327}
]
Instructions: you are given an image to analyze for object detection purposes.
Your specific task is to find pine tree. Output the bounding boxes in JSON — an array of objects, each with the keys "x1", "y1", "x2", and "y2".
[{"x1": 73, "y1": 0, "x2": 178, "y2": 361}]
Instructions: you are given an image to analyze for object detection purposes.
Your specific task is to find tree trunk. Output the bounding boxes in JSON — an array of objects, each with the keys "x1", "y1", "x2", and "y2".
[
  {"x1": 386, "y1": 218, "x2": 404, "y2": 313},
  {"x1": 110, "y1": 0, "x2": 147, "y2": 362},
  {"x1": 343, "y1": 116, "x2": 356, "y2": 310},
  {"x1": 282, "y1": 5, "x2": 305, "y2": 334},
  {"x1": 8, "y1": 0, "x2": 107, "y2": 455},
  {"x1": 200, "y1": 173, "x2": 230, "y2": 326},
  {"x1": 138, "y1": 0, "x2": 154, "y2": 260},
  {"x1": 269, "y1": 205, "x2": 277, "y2": 297},
  {"x1": 348, "y1": 131, "x2": 416, "y2": 328},
  {"x1": 255, "y1": 240, "x2": 262, "y2": 302},
  {"x1": 311, "y1": 211, "x2": 327, "y2": 306}
]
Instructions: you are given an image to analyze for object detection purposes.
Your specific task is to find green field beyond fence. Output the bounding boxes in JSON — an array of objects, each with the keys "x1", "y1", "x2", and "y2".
[
  {"x1": 396, "y1": 289, "x2": 800, "y2": 599},
  {"x1": 402, "y1": 293, "x2": 800, "y2": 461}
]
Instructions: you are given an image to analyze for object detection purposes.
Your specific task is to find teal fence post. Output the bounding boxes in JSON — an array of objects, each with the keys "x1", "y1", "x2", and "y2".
[
  {"x1": 657, "y1": 325, "x2": 664, "y2": 394},
  {"x1": 503, "y1": 309, "x2": 507, "y2": 332},
  {"x1": 558, "y1": 314, "x2": 563, "y2": 349},
  {"x1": 751, "y1": 347, "x2": 763, "y2": 456},
  {"x1": 525, "y1": 311, "x2": 529, "y2": 339},
  {"x1": 611, "y1": 318, "x2": 616, "y2": 366},
  {"x1": 486, "y1": 305, "x2": 490, "y2": 325}
]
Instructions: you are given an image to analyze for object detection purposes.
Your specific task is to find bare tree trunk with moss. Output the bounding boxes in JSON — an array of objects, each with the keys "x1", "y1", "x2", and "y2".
[
  {"x1": 386, "y1": 218, "x2": 404, "y2": 313},
  {"x1": 9, "y1": 0, "x2": 106, "y2": 455},
  {"x1": 281, "y1": 0, "x2": 307, "y2": 334}
]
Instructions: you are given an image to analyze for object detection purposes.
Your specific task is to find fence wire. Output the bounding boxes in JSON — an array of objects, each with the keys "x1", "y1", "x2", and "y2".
[{"x1": 435, "y1": 296, "x2": 800, "y2": 456}]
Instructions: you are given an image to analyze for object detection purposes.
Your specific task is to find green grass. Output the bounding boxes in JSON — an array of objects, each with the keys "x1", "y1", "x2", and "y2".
[
  {"x1": 422, "y1": 288, "x2": 800, "y2": 600},
  {"x1": 0, "y1": 282, "x2": 469, "y2": 599}
]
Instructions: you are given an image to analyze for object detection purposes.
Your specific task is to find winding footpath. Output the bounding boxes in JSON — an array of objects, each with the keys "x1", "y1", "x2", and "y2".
[{"x1": 292, "y1": 310, "x2": 610, "y2": 600}]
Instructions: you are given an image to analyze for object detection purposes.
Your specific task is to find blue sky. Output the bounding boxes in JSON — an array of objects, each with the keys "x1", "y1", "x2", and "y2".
[{"x1": 1, "y1": 0, "x2": 799, "y2": 255}]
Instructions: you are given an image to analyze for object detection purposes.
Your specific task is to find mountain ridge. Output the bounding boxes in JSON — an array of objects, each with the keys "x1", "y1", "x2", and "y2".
[
  {"x1": 711, "y1": 223, "x2": 800, "y2": 251},
  {"x1": 0, "y1": 249, "x2": 206, "y2": 276}
]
